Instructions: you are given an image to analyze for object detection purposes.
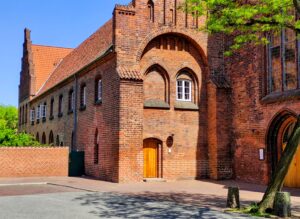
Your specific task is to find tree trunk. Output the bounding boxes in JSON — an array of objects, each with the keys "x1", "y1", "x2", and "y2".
[
  {"x1": 227, "y1": 187, "x2": 240, "y2": 209},
  {"x1": 258, "y1": 116, "x2": 300, "y2": 213}
]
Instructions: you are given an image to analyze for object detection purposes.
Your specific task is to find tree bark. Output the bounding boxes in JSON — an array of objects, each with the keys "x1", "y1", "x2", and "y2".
[
  {"x1": 258, "y1": 116, "x2": 300, "y2": 213},
  {"x1": 227, "y1": 187, "x2": 240, "y2": 209}
]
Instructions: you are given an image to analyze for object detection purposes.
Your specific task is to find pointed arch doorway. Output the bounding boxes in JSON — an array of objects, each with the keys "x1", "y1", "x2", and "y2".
[
  {"x1": 268, "y1": 110, "x2": 300, "y2": 188},
  {"x1": 143, "y1": 138, "x2": 162, "y2": 178}
]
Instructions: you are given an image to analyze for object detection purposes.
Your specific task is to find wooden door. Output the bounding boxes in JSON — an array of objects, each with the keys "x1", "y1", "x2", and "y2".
[
  {"x1": 283, "y1": 143, "x2": 300, "y2": 188},
  {"x1": 281, "y1": 122, "x2": 300, "y2": 188},
  {"x1": 143, "y1": 140, "x2": 158, "y2": 178}
]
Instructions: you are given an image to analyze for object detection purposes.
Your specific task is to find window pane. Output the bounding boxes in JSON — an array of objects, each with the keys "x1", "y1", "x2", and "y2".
[
  {"x1": 98, "y1": 80, "x2": 102, "y2": 100},
  {"x1": 285, "y1": 28, "x2": 297, "y2": 90},
  {"x1": 184, "y1": 81, "x2": 191, "y2": 100},
  {"x1": 83, "y1": 87, "x2": 86, "y2": 105},
  {"x1": 271, "y1": 34, "x2": 282, "y2": 92},
  {"x1": 177, "y1": 81, "x2": 183, "y2": 99}
]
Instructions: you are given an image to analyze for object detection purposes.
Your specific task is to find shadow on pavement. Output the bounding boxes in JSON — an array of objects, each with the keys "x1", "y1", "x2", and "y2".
[
  {"x1": 73, "y1": 192, "x2": 254, "y2": 218},
  {"x1": 199, "y1": 179, "x2": 300, "y2": 197}
]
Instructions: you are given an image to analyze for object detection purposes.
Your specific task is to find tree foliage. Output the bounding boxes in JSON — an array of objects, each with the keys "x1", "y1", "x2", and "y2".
[
  {"x1": 185, "y1": 0, "x2": 300, "y2": 53},
  {"x1": 0, "y1": 105, "x2": 41, "y2": 147},
  {"x1": 184, "y1": 0, "x2": 300, "y2": 215}
]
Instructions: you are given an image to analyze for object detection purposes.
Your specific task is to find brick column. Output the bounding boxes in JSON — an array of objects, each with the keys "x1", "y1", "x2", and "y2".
[
  {"x1": 118, "y1": 80, "x2": 144, "y2": 182},
  {"x1": 207, "y1": 81, "x2": 233, "y2": 180}
]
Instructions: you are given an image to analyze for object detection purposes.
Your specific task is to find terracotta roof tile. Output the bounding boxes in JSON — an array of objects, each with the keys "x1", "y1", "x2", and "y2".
[
  {"x1": 37, "y1": 19, "x2": 113, "y2": 96},
  {"x1": 117, "y1": 67, "x2": 143, "y2": 81},
  {"x1": 32, "y1": 45, "x2": 73, "y2": 93}
]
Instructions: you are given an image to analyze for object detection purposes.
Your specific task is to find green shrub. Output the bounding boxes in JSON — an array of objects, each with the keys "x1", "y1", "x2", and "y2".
[{"x1": 0, "y1": 105, "x2": 42, "y2": 147}]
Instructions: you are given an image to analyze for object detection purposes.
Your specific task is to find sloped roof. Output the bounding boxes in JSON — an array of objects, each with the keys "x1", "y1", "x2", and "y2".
[
  {"x1": 31, "y1": 45, "x2": 73, "y2": 93},
  {"x1": 36, "y1": 19, "x2": 113, "y2": 96},
  {"x1": 117, "y1": 67, "x2": 143, "y2": 81}
]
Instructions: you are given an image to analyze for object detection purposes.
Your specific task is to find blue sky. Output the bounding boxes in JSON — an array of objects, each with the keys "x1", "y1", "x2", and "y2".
[{"x1": 0, "y1": 0, "x2": 130, "y2": 106}]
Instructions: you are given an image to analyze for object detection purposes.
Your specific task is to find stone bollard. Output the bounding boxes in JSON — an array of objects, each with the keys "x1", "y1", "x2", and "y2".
[
  {"x1": 273, "y1": 192, "x2": 291, "y2": 218},
  {"x1": 227, "y1": 187, "x2": 240, "y2": 209}
]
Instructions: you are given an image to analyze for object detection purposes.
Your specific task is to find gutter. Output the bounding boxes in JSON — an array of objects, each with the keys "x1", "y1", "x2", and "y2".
[{"x1": 73, "y1": 74, "x2": 78, "y2": 151}]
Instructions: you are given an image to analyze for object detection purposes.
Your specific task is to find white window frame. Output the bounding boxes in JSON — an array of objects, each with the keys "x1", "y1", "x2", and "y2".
[
  {"x1": 36, "y1": 106, "x2": 40, "y2": 120},
  {"x1": 176, "y1": 79, "x2": 192, "y2": 101},
  {"x1": 30, "y1": 109, "x2": 35, "y2": 122},
  {"x1": 41, "y1": 104, "x2": 46, "y2": 118},
  {"x1": 97, "y1": 79, "x2": 102, "y2": 101}
]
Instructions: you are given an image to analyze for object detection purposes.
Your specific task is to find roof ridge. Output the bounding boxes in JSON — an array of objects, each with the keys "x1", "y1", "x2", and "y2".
[{"x1": 32, "y1": 44, "x2": 74, "y2": 50}]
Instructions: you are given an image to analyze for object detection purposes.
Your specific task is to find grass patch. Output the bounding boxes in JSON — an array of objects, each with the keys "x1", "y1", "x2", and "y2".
[{"x1": 226, "y1": 203, "x2": 272, "y2": 218}]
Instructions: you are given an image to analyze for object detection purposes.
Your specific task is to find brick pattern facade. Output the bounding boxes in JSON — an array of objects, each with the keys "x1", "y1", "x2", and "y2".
[
  {"x1": 18, "y1": 0, "x2": 300, "y2": 184},
  {"x1": 0, "y1": 147, "x2": 68, "y2": 177}
]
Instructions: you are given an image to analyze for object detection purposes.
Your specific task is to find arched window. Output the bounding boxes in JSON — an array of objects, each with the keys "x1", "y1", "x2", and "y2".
[
  {"x1": 68, "y1": 89, "x2": 75, "y2": 113},
  {"x1": 80, "y1": 84, "x2": 87, "y2": 110},
  {"x1": 267, "y1": 13, "x2": 299, "y2": 94},
  {"x1": 56, "y1": 135, "x2": 60, "y2": 146},
  {"x1": 49, "y1": 131, "x2": 54, "y2": 145},
  {"x1": 95, "y1": 77, "x2": 102, "y2": 104},
  {"x1": 144, "y1": 65, "x2": 170, "y2": 107},
  {"x1": 42, "y1": 132, "x2": 46, "y2": 145},
  {"x1": 177, "y1": 73, "x2": 192, "y2": 101},
  {"x1": 58, "y1": 94, "x2": 63, "y2": 117},
  {"x1": 36, "y1": 132, "x2": 40, "y2": 142},
  {"x1": 50, "y1": 98, "x2": 54, "y2": 119},
  {"x1": 94, "y1": 129, "x2": 99, "y2": 164},
  {"x1": 147, "y1": 0, "x2": 154, "y2": 22}
]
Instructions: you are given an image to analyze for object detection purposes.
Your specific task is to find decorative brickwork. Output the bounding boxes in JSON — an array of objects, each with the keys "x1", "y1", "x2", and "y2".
[{"x1": 0, "y1": 147, "x2": 68, "y2": 177}]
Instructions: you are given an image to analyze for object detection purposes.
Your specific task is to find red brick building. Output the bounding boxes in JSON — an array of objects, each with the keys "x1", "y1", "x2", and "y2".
[{"x1": 18, "y1": 0, "x2": 300, "y2": 186}]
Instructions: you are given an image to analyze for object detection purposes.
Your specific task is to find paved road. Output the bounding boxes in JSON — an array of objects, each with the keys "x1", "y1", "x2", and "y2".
[{"x1": 0, "y1": 184, "x2": 256, "y2": 219}]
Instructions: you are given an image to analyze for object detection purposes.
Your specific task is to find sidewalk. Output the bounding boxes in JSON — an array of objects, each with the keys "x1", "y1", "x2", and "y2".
[{"x1": 0, "y1": 177, "x2": 299, "y2": 215}]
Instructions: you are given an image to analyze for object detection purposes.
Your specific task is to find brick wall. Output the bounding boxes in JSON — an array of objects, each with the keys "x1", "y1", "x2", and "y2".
[
  {"x1": 226, "y1": 43, "x2": 300, "y2": 185},
  {"x1": 0, "y1": 147, "x2": 69, "y2": 177}
]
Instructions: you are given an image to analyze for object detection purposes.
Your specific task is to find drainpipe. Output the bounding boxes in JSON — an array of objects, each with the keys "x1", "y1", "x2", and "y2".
[{"x1": 73, "y1": 74, "x2": 78, "y2": 151}]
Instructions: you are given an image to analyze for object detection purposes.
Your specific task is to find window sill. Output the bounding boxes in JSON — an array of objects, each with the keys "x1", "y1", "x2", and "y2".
[
  {"x1": 174, "y1": 101, "x2": 199, "y2": 111},
  {"x1": 144, "y1": 99, "x2": 170, "y2": 109},
  {"x1": 80, "y1": 105, "x2": 86, "y2": 111},
  {"x1": 261, "y1": 89, "x2": 300, "y2": 104},
  {"x1": 58, "y1": 113, "x2": 63, "y2": 118},
  {"x1": 49, "y1": 115, "x2": 54, "y2": 121},
  {"x1": 95, "y1": 99, "x2": 102, "y2": 106}
]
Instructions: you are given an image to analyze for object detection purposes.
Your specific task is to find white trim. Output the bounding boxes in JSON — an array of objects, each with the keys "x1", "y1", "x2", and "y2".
[
  {"x1": 36, "y1": 106, "x2": 40, "y2": 120},
  {"x1": 41, "y1": 104, "x2": 46, "y2": 118},
  {"x1": 176, "y1": 79, "x2": 192, "y2": 101},
  {"x1": 30, "y1": 109, "x2": 35, "y2": 122}
]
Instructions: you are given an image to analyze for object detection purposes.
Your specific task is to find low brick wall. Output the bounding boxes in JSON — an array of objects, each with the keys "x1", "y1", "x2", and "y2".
[{"x1": 0, "y1": 147, "x2": 69, "y2": 177}]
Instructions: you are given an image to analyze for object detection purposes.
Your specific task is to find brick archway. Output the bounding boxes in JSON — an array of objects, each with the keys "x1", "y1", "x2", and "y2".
[
  {"x1": 267, "y1": 109, "x2": 298, "y2": 185},
  {"x1": 136, "y1": 28, "x2": 208, "y2": 66}
]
